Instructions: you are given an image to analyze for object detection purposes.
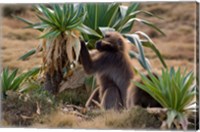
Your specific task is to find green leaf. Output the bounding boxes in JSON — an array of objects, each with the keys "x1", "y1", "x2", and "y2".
[
  {"x1": 129, "y1": 50, "x2": 138, "y2": 58},
  {"x1": 11, "y1": 74, "x2": 27, "y2": 91},
  {"x1": 11, "y1": 67, "x2": 40, "y2": 91},
  {"x1": 53, "y1": 4, "x2": 63, "y2": 24},
  {"x1": 2, "y1": 68, "x2": 9, "y2": 91},
  {"x1": 14, "y1": 15, "x2": 34, "y2": 26},
  {"x1": 167, "y1": 110, "x2": 178, "y2": 128},
  {"x1": 7, "y1": 69, "x2": 18, "y2": 89},
  {"x1": 18, "y1": 49, "x2": 36, "y2": 60},
  {"x1": 129, "y1": 10, "x2": 163, "y2": 20},
  {"x1": 125, "y1": 34, "x2": 151, "y2": 71},
  {"x1": 126, "y1": 3, "x2": 140, "y2": 15},
  {"x1": 94, "y1": 4, "x2": 98, "y2": 29},
  {"x1": 66, "y1": 17, "x2": 83, "y2": 30},
  {"x1": 134, "y1": 18, "x2": 165, "y2": 36},
  {"x1": 37, "y1": 14, "x2": 56, "y2": 27},
  {"x1": 24, "y1": 23, "x2": 47, "y2": 31},
  {"x1": 38, "y1": 5, "x2": 55, "y2": 22},
  {"x1": 68, "y1": 7, "x2": 82, "y2": 25},
  {"x1": 39, "y1": 29, "x2": 61, "y2": 39},
  {"x1": 67, "y1": 12, "x2": 87, "y2": 30},
  {"x1": 24, "y1": 67, "x2": 40, "y2": 77},
  {"x1": 136, "y1": 31, "x2": 167, "y2": 68},
  {"x1": 103, "y1": 3, "x2": 119, "y2": 27},
  {"x1": 119, "y1": 18, "x2": 165, "y2": 36},
  {"x1": 177, "y1": 113, "x2": 188, "y2": 130},
  {"x1": 62, "y1": 4, "x2": 68, "y2": 25},
  {"x1": 19, "y1": 81, "x2": 41, "y2": 93},
  {"x1": 76, "y1": 24, "x2": 102, "y2": 38},
  {"x1": 119, "y1": 5, "x2": 127, "y2": 19},
  {"x1": 119, "y1": 3, "x2": 139, "y2": 32},
  {"x1": 99, "y1": 27, "x2": 115, "y2": 36}
]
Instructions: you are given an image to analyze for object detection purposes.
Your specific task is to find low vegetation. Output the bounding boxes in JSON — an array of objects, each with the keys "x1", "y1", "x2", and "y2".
[
  {"x1": 135, "y1": 68, "x2": 196, "y2": 130},
  {"x1": 1, "y1": 67, "x2": 40, "y2": 99}
]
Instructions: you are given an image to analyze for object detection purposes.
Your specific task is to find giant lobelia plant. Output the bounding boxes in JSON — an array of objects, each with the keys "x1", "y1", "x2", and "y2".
[{"x1": 16, "y1": 4, "x2": 100, "y2": 94}]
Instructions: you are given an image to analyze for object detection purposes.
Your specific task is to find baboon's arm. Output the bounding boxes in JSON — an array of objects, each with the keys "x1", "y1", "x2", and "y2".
[
  {"x1": 80, "y1": 41, "x2": 104, "y2": 74},
  {"x1": 80, "y1": 41, "x2": 95, "y2": 74}
]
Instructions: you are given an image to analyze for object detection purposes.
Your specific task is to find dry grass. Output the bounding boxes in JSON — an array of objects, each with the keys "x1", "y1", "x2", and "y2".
[
  {"x1": 32, "y1": 106, "x2": 161, "y2": 129},
  {"x1": 32, "y1": 111, "x2": 79, "y2": 128},
  {"x1": 2, "y1": 8, "x2": 41, "y2": 71},
  {"x1": 2, "y1": 28, "x2": 42, "y2": 70}
]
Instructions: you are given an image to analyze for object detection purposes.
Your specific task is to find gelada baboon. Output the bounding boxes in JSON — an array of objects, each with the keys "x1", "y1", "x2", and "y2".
[
  {"x1": 80, "y1": 31, "x2": 161, "y2": 110},
  {"x1": 80, "y1": 31, "x2": 134, "y2": 110}
]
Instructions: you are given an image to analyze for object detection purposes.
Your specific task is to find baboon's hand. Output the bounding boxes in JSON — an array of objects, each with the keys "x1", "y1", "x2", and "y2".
[{"x1": 80, "y1": 40, "x2": 87, "y2": 49}]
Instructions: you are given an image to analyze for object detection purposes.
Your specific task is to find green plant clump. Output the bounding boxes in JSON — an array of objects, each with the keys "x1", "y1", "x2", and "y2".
[
  {"x1": 135, "y1": 67, "x2": 196, "y2": 130},
  {"x1": 1, "y1": 67, "x2": 40, "y2": 98}
]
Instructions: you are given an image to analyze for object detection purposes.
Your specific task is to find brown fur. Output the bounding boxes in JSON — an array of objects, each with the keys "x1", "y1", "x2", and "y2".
[
  {"x1": 80, "y1": 32, "x2": 133, "y2": 110},
  {"x1": 80, "y1": 32, "x2": 161, "y2": 110}
]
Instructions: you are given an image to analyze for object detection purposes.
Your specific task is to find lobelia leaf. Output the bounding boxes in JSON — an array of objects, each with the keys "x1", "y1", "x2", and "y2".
[
  {"x1": 53, "y1": 4, "x2": 63, "y2": 25},
  {"x1": 103, "y1": 3, "x2": 119, "y2": 27},
  {"x1": 66, "y1": 35, "x2": 74, "y2": 63},
  {"x1": 136, "y1": 31, "x2": 167, "y2": 68},
  {"x1": 19, "y1": 81, "x2": 41, "y2": 93},
  {"x1": 166, "y1": 110, "x2": 178, "y2": 128},
  {"x1": 119, "y1": 5, "x2": 127, "y2": 19},
  {"x1": 177, "y1": 113, "x2": 189, "y2": 130},
  {"x1": 18, "y1": 49, "x2": 36, "y2": 60},
  {"x1": 72, "y1": 37, "x2": 81, "y2": 65},
  {"x1": 76, "y1": 24, "x2": 102, "y2": 38},
  {"x1": 126, "y1": 3, "x2": 140, "y2": 16},
  {"x1": 38, "y1": 5, "x2": 57, "y2": 23},
  {"x1": 99, "y1": 27, "x2": 115, "y2": 36},
  {"x1": 7, "y1": 69, "x2": 18, "y2": 88},
  {"x1": 125, "y1": 34, "x2": 151, "y2": 71},
  {"x1": 23, "y1": 23, "x2": 47, "y2": 31},
  {"x1": 53, "y1": 39, "x2": 60, "y2": 71},
  {"x1": 119, "y1": 18, "x2": 165, "y2": 36},
  {"x1": 66, "y1": 17, "x2": 84, "y2": 30},
  {"x1": 14, "y1": 15, "x2": 34, "y2": 26},
  {"x1": 2, "y1": 68, "x2": 9, "y2": 90},
  {"x1": 39, "y1": 29, "x2": 61, "y2": 39}
]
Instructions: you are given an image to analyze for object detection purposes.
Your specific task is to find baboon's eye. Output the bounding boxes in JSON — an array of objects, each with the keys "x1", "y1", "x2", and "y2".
[
  {"x1": 105, "y1": 34, "x2": 110, "y2": 38},
  {"x1": 117, "y1": 38, "x2": 123, "y2": 46}
]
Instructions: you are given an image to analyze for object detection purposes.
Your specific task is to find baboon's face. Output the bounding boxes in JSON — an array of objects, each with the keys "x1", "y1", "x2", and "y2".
[{"x1": 95, "y1": 32, "x2": 124, "y2": 52}]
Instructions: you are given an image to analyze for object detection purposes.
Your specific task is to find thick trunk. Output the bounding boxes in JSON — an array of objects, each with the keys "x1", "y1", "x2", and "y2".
[
  {"x1": 44, "y1": 70, "x2": 63, "y2": 94},
  {"x1": 43, "y1": 37, "x2": 67, "y2": 94}
]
